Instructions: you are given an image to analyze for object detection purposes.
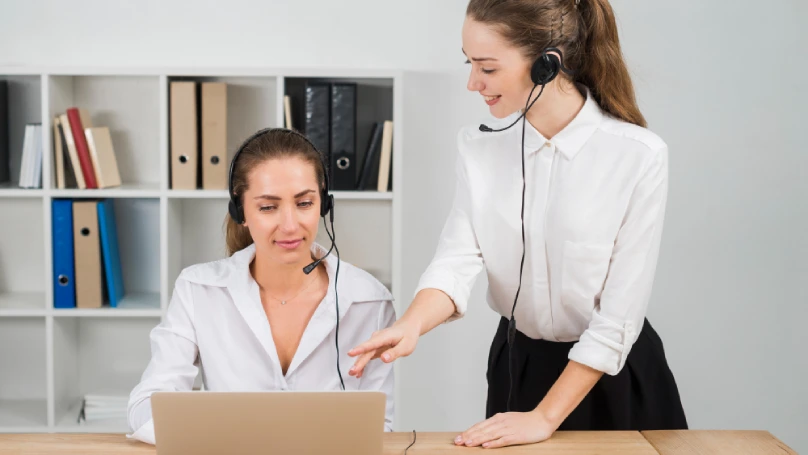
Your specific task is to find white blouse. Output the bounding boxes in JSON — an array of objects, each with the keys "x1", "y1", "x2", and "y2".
[
  {"x1": 415, "y1": 87, "x2": 669, "y2": 376},
  {"x1": 127, "y1": 242, "x2": 396, "y2": 444}
]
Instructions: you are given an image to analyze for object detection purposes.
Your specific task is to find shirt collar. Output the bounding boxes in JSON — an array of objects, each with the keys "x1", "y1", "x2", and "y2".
[
  {"x1": 517, "y1": 84, "x2": 603, "y2": 160},
  {"x1": 214, "y1": 241, "x2": 391, "y2": 378},
  {"x1": 182, "y1": 241, "x2": 391, "y2": 304}
]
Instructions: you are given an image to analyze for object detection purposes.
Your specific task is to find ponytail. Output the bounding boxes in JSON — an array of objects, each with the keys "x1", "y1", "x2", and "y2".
[{"x1": 578, "y1": 0, "x2": 646, "y2": 127}]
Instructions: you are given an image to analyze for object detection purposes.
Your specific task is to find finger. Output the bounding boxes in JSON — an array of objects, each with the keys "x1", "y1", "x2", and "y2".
[
  {"x1": 482, "y1": 434, "x2": 518, "y2": 449},
  {"x1": 348, "y1": 332, "x2": 395, "y2": 357},
  {"x1": 464, "y1": 422, "x2": 507, "y2": 447},
  {"x1": 455, "y1": 416, "x2": 501, "y2": 445},
  {"x1": 349, "y1": 349, "x2": 379, "y2": 377},
  {"x1": 378, "y1": 338, "x2": 414, "y2": 363}
]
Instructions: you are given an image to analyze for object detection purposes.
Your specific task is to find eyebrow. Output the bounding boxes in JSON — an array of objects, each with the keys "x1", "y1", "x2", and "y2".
[
  {"x1": 254, "y1": 189, "x2": 316, "y2": 200},
  {"x1": 462, "y1": 48, "x2": 498, "y2": 62}
]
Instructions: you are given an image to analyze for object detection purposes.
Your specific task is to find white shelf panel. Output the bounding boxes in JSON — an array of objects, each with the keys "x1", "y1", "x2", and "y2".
[
  {"x1": 0, "y1": 183, "x2": 43, "y2": 198},
  {"x1": 52, "y1": 293, "x2": 162, "y2": 318},
  {"x1": 55, "y1": 400, "x2": 129, "y2": 433},
  {"x1": 332, "y1": 191, "x2": 393, "y2": 200},
  {"x1": 0, "y1": 292, "x2": 46, "y2": 316},
  {"x1": 0, "y1": 399, "x2": 48, "y2": 428},
  {"x1": 48, "y1": 182, "x2": 161, "y2": 199},
  {"x1": 167, "y1": 189, "x2": 229, "y2": 199}
]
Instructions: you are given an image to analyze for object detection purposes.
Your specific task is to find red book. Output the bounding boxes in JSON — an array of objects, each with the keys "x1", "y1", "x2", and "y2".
[{"x1": 66, "y1": 107, "x2": 98, "y2": 189}]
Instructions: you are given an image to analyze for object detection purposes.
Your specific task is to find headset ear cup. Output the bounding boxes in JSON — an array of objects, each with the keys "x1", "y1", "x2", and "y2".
[
  {"x1": 228, "y1": 199, "x2": 243, "y2": 225},
  {"x1": 531, "y1": 52, "x2": 561, "y2": 85},
  {"x1": 321, "y1": 193, "x2": 333, "y2": 218}
]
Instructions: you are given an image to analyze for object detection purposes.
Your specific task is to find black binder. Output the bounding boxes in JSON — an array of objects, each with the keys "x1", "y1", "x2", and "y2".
[
  {"x1": 304, "y1": 82, "x2": 330, "y2": 170},
  {"x1": 330, "y1": 83, "x2": 357, "y2": 190},
  {"x1": 356, "y1": 122, "x2": 383, "y2": 190},
  {"x1": 0, "y1": 80, "x2": 8, "y2": 184}
]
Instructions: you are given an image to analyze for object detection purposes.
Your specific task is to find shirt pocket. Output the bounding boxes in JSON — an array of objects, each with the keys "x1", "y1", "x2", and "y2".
[{"x1": 560, "y1": 240, "x2": 614, "y2": 317}]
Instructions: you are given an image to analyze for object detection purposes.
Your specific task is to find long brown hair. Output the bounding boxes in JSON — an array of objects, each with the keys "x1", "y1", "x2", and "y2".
[
  {"x1": 466, "y1": 0, "x2": 646, "y2": 127},
  {"x1": 224, "y1": 129, "x2": 327, "y2": 256}
]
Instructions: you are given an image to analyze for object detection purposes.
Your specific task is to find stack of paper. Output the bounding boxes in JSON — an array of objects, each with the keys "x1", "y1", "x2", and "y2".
[
  {"x1": 18, "y1": 123, "x2": 42, "y2": 188},
  {"x1": 80, "y1": 393, "x2": 129, "y2": 425}
]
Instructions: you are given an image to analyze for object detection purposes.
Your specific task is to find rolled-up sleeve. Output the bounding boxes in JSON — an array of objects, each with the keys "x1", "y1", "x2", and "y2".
[
  {"x1": 413, "y1": 147, "x2": 485, "y2": 322},
  {"x1": 568, "y1": 146, "x2": 669, "y2": 375},
  {"x1": 126, "y1": 278, "x2": 199, "y2": 444}
]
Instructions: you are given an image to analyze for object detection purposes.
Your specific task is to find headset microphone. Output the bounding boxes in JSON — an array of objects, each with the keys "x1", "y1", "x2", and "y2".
[
  {"x1": 303, "y1": 207, "x2": 335, "y2": 275},
  {"x1": 479, "y1": 83, "x2": 544, "y2": 133}
]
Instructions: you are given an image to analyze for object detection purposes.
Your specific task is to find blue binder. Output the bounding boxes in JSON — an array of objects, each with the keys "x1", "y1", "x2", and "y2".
[
  {"x1": 52, "y1": 199, "x2": 76, "y2": 308},
  {"x1": 97, "y1": 199, "x2": 124, "y2": 308}
]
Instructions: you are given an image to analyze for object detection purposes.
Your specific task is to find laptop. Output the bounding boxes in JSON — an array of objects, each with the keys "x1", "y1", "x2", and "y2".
[{"x1": 151, "y1": 390, "x2": 386, "y2": 455}]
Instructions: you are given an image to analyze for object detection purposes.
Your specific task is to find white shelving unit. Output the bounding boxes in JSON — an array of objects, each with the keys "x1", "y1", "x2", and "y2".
[{"x1": 0, "y1": 67, "x2": 404, "y2": 433}]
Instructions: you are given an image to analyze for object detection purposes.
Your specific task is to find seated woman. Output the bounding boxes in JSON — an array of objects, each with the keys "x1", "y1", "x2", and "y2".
[{"x1": 127, "y1": 128, "x2": 396, "y2": 444}]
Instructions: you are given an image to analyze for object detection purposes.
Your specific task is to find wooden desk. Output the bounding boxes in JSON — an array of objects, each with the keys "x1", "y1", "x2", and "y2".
[
  {"x1": 0, "y1": 431, "x2": 796, "y2": 454},
  {"x1": 383, "y1": 431, "x2": 657, "y2": 454},
  {"x1": 642, "y1": 430, "x2": 798, "y2": 455}
]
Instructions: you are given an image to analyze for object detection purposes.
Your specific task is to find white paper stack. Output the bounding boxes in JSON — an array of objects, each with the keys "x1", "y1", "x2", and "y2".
[
  {"x1": 17, "y1": 123, "x2": 42, "y2": 188},
  {"x1": 80, "y1": 393, "x2": 129, "y2": 424}
]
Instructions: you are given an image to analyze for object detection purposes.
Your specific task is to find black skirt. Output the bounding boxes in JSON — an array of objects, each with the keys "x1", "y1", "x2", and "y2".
[{"x1": 486, "y1": 316, "x2": 688, "y2": 431}]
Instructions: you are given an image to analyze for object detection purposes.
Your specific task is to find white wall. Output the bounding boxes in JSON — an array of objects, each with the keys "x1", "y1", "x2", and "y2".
[{"x1": 2, "y1": 0, "x2": 805, "y2": 452}]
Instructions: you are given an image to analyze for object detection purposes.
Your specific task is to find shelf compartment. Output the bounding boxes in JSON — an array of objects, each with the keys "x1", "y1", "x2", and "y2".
[
  {"x1": 53, "y1": 317, "x2": 156, "y2": 432},
  {"x1": 0, "y1": 317, "x2": 47, "y2": 428}
]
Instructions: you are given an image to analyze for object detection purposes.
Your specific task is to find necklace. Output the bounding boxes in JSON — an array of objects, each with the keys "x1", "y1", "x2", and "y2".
[{"x1": 260, "y1": 272, "x2": 319, "y2": 306}]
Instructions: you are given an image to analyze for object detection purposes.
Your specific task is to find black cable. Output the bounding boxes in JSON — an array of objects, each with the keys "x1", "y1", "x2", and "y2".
[
  {"x1": 324, "y1": 214, "x2": 345, "y2": 390},
  {"x1": 506, "y1": 81, "x2": 546, "y2": 413},
  {"x1": 404, "y1": 430, "x2": 416, "y2": 454}
]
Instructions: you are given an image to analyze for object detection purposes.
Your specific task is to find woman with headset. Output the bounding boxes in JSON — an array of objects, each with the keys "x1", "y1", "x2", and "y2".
[
  {"x1": 127, "y1": 129, "x2": 396, "y2": 444},
  {"x1": 349, "y1": 0, "x2": 687, "y2": 448}
]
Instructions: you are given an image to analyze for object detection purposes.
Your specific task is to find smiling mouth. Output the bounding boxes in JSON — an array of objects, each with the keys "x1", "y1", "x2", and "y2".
[{"x1": 483, "y1": 94, "x2": 501, "y2": 105}]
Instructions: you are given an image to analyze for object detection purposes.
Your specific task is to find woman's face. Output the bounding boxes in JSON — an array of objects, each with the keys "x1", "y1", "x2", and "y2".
[
  {"x1": 462, "y1": 16, "x2": 536, "y2": 119},
  {"x1": 241, "y1": 156, "x2": 322, "y2": 267}
]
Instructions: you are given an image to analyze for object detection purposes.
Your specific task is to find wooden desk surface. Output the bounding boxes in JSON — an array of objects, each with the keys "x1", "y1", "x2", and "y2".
[
  {"x1": 383, "y1": 431, "x2": 657, "y2": 454},
  {"x1": 0, "y1": 431, "x2": 795, "y2": 454},
  {"x1": 642, "y1": 430, "x2": 798, "y2": 455}
]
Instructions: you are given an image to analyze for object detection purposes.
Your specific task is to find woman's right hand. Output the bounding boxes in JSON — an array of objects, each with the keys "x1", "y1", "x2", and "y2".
[{"x1": 347, "y1": 318, "x2": 422, "y2": 378}]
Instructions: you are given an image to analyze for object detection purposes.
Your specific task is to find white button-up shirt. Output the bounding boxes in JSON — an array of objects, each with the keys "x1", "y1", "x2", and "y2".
[
  {"x1": 127, "y1": 242, "x2": 396, "y2": 444},
  {"x1": 415, "y1": 87, "x2": 669, "y2": 376}
]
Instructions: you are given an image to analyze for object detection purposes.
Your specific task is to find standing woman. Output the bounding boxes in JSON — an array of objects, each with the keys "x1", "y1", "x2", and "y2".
[{"x1": 348, "y1": 0, "x2": 687, "y2": 448}]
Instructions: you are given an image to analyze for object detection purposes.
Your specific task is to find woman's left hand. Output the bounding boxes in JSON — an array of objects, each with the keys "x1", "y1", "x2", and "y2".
[{"x1": 454, "y1": 409, "x2": 559, "y2": 449}]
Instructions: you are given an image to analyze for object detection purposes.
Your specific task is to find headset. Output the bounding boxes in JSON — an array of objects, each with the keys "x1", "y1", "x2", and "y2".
[
  {"x1": 478, "y1": 47, "x2": 575, "y2": 412},
  {"x1": 228, "y1": 127, "x2": 345, "y2": 390}
]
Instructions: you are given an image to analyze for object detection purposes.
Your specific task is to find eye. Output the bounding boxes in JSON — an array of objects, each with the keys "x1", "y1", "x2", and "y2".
[
  {"x1": 482, "y1": 68, "x2": 496, "y2": 74},
  {"x1": 465, "y1": 59, "x2": 470, "y2": 64},
  {"x1": 259, "y1": 205, "x2": 276, "y2": 212},
  {"x1": 298, "y1": 201, "x2": 314, "y2": 208}
]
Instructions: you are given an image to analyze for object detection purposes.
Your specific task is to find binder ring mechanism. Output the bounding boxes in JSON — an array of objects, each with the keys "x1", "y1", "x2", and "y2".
[{"x1": 336, "y1": 157, "x2": 350, "y2": 170}]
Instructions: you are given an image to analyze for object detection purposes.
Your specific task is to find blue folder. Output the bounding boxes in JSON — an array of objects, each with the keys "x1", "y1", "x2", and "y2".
[
  {"x1": 97, "y1": 199, "x2": 124, "y2": 307},
  {"x1": 52, "y1": 199, "x2": 76, "y2": 308}
]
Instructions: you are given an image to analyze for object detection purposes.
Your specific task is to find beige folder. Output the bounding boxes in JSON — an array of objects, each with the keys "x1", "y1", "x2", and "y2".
[
  {"x1": 376, "y1": 120, "x2": 393, "y2": 192},
  {"x1": 201, "y1": 82, "x2": 227, "y2": 190},
  {"x1": 52, "y1": 116, "x2": 65, "y2": 189},
  {"x1": 170, "y1": 81, "x2": 198, "y2": 190},
  {"x1": 85, "y1": 127, "x2": 122, "y2": 189},
  {"x1": 73, "y1": 201, "x2": 103, "y2": 308}
]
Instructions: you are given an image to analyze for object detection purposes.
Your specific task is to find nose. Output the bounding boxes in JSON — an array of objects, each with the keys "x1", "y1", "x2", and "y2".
[
  {"x1": 279, "y1": 206, "x2": 298, "y2": 233},
  {"x1": 467, "y1": 71, "x2": 484, "y2": 92}
]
